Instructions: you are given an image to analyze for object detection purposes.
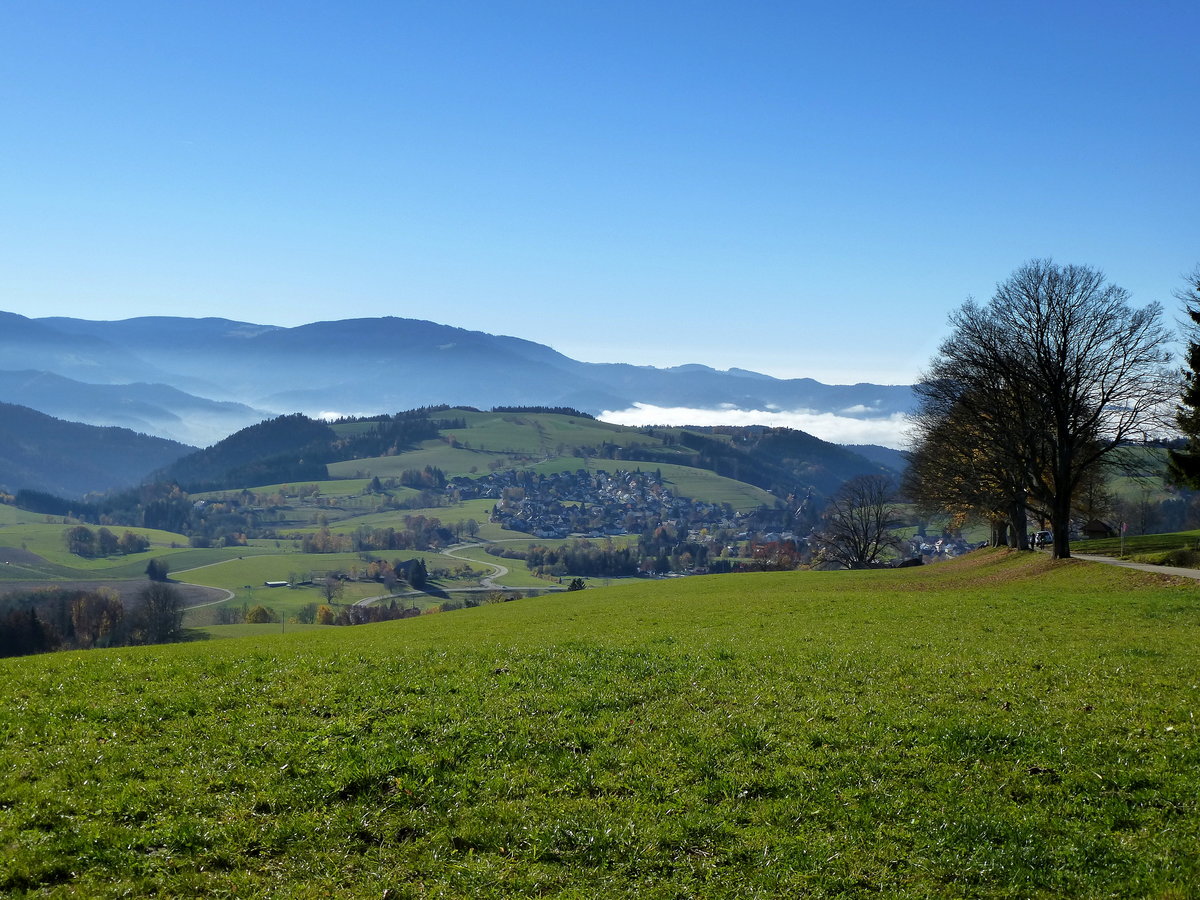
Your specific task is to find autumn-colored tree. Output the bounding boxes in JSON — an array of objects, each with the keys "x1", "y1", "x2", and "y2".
[
  {"x1": 71, "y1": 589, "x2": 124, "y2": 648},
  {"x1": 133, "y1": 582, "x2": 184, "y2": 643},
  {"x1": 916, "y1": 260, "x2": 1172, "y2": 558}
]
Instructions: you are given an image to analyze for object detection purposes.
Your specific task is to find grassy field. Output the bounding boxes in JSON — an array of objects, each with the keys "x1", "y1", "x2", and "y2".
[
  {"x1": 0, "y1": 504, "x2": 50, "y2": 526},
  {"x1": 0, "y1": 522, "x2": 189, "y2": 568},
  {"x1": 1073, "y1": 528, "x2": 1200, "y2": 561},
  {"x1": 191, "y1": 478, "x2": 375, "y2": 501},
  {"x1": 287, "y1": 499, "x2": 499, "y2": 536},
  {"x1": 1, "y1": 550, "x2": 1197, "y2": 898},
  {"x1": 441, "y1": 410, "x2": 640, "y2": 455},
  {"x1": 327, "y1": 442, "x2": 509, "y2": 480}
]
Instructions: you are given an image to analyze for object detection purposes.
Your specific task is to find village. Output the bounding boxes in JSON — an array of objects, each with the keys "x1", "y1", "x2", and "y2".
[{"x1": 452, "y1": 468, "x2": 745, "y2": 541}]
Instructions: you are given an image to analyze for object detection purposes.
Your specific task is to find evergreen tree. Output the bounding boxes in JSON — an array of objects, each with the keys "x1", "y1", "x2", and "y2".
[{"x1": 1168, "y1": 266, "x2": 1200, "y2": 487}]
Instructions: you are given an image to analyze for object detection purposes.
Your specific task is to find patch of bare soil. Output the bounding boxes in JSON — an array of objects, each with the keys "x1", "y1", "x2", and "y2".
[{"x1": 0, "y1": 547, "x2": 50, "y2": 566}]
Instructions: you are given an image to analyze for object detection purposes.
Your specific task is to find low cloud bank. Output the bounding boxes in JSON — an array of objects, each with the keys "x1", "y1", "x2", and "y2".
[{"x1": 598, "y1": 403, "x2": 911, "y2": 449}]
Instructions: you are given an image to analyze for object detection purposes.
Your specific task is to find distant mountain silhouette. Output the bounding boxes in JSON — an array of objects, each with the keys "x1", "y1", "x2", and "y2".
[
  {"x1": 1, "y1": 312, "x2": 914, "y2": 442},
  {"x1": 0, "y1": 402, "x2": 192, "y2": 498}
]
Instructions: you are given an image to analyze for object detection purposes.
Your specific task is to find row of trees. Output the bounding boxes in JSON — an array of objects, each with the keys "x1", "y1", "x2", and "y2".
[
  {"x1": 64, "y1": 525, "x2": 150, "y2": 558},
  {"x1": 905, "y1": 260, "x2": 1177, "y2": 559},
  {"x1": 0, "y1": 584, "x2": 184, "y2": 657}
]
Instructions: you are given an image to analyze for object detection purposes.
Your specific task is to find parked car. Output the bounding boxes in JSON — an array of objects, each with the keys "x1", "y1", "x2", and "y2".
[{"x1": 1034, "y1": 531, "x2": 1053, "y2": 547}]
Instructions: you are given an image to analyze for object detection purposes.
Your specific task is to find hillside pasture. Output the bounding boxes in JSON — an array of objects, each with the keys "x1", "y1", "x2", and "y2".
[
  {"x1": 191, "y1": 478, "x2": 374, "y2": 500},
  {"x1": 528, "y1": 457, "x2": 776, "y2": 510},
  {"x1": 1074, "y1": 528, "x2": 1200, "y2": 563},
  {"x1": 0, "y1": 522, "x2": 191, "y2": 574},
  {"x1": 2, "y1": 550, "x2": 1197, "y2": 897},
  {"x1": 0, "y1": 503, "x2": 48, "y2": 526},
  {"x1": 440, "y1": 410, "x2": 651, "y2": 456},
  {"x1": 285, "y1": 499, "x2": 497, "y2": 537},
  {"x1": 327, "y1": 442, "x2": 511, "y2": 480},
  {"x1": 174, "y1": 549, "x2": 470, "y2": 619}
]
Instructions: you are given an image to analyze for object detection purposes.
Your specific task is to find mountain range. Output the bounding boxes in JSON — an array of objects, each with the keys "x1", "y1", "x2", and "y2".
[{"x1": 0, "y1": 312, "x2": 913, "y2": 447}]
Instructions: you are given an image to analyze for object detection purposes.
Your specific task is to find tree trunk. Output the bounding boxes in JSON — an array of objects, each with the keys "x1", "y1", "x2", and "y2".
[
  {"x1": 991, "y1": 520, "x2": 1008, "y2": 547},
  {"x1": 1051, "y1": 497, "x2": 1072, "y2": 559},
  {"x1": 1008, "y1": 502, "x2": 1029, "y2": 551}
]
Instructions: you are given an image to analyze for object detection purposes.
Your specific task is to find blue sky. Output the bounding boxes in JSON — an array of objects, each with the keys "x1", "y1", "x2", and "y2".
[{"x1": 2, "y1": 0, "x2": 1197, "y2": 386}]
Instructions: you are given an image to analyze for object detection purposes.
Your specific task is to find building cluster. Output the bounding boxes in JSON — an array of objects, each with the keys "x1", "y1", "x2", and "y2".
[{"x1": 452, "y1": 468, "x2": 739, "y2": 540}]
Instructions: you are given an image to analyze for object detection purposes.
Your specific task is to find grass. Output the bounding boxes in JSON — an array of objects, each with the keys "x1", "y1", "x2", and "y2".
[
  {"x1": 1073, "y1": 528, "x2": 1200, "y2": 562},
  {"x1": 190, "y1": 478, "x2": 375, "y2": 500},
  {"x1": 288, "y1": 499, "x2": 498, "y2": 536},
  {"x1": 175, "y1": 549, "x2": 469, "y2": 617},
  {"x1": 191, "y1": 623, "x2": 333, "y2": 639},
  {"x1": 1, "y1": 550, "x2": 1198, "y2": 897},
  {"x1": 442, "y1": 543, "x2": 563, "y2": 589},
  {"x1": 440, "y1": 410, "x2": 651, "y2": 456},
  {"x1": 0, "y1": 505, "x2": 51, "y2": 526},
  {"x1": 327, "y1": 442, "x2": 511, "y2": 480}
]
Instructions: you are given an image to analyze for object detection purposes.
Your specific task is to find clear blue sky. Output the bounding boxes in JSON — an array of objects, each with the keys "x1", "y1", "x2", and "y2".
[{"x1": 2, "y1": 0, "x2": 1196, "y2": 384}]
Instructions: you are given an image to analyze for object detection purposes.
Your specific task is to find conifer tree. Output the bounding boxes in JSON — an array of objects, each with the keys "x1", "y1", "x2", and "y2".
[{"x1": 1168, "y1": 267, "x2": 1200, "y2": 487}]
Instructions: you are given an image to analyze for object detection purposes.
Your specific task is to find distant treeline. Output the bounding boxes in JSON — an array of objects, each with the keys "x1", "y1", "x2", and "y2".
[
  {"x1": 0, "y1": 584, "x2": 184, "y2": 658},
  {"x1": 490, "y1": 406, "x2": 595, "y2": 419},
  {"x1": 159, "y1": 412, "x2": 445, "y2": 491}
]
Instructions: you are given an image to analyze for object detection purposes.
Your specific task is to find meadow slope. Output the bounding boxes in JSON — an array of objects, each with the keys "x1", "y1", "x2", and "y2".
[{"x1": 1, "y1": 550, "x2": 1198, "y2": 898}]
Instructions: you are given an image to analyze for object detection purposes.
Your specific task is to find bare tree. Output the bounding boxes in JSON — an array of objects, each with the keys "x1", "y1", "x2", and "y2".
[
  {"x1": 914, "y1": 260, "x2": 1173, "y2": 559},
  {"x1": 322, "y1": 575, "x2": 345, "y2": 605},
  {"x1": 815, "y1": 475, "x2": 903, "y2": 569},
  {"x1": 134, "y1": 582, "x2": 184, "y2": 644}
]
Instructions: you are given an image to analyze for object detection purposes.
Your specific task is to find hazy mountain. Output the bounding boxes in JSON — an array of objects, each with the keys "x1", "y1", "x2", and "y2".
[
  {"x1": 843, "y1": 444, "x2": 910, "y2": 472},
  {"x1": 0, "y1": 370, "x2": 268, "y2": 447},
  {"x1": 5, "y1": 312, "x2": 914, "y2": 441},
  {"x1": 0, "y1": 402, "x2": 193, "y2": 498}
]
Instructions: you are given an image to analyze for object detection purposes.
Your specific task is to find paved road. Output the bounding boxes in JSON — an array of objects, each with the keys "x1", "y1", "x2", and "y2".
[
  {"x1": 442, "y1": 541, "x2": 509, "y2": 588},
  {"x1": 1073, "y1": 553, "x2": 1200, "y2": 581}
]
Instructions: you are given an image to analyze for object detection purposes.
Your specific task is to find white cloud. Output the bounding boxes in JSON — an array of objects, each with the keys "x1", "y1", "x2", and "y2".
[
  {"x1": 315, "y1": 410, "x2": 374, "y2": 421},
  {"x1": 598, "y1": 403, "x2": 912, "y2": 449}
]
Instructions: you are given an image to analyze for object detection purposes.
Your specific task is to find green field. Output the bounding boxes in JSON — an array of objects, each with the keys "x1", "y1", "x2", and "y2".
[
  {"x1": 1073, "y1": 528, "x2": 1200, "y2": 562},
  {"x1": 2, "y1": 550, "x2": 1198, "y2": 897},
  {"x1": 0, "y1": 504, "x2": 50, "y2": 526},
  {"x1": 191, "y1": 478, "x2": 375, "y2": 500},
  {"x1": 327, "y1": 442, "x2": 508, "y2": 480},
  {"x1": 444, "y1": 410, "x2": 634, "y2": 453},
  {"x1": 0, "y1": 522, "x2": 194, "y2": 573}
]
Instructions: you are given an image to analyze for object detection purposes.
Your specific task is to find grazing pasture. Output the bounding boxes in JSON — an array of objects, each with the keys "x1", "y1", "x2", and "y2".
[{"x1": 1, "y1": 550, "x2": 1197, "y2": 898}]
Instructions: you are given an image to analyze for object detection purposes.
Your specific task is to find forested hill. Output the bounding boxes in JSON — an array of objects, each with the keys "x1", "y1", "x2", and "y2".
[
  {"x1": 0, "y1": 402, "x2": 192, "y2": 498},
  {"x1": 156, "y1": 410, "x2": 450, "y2": 491},
  {"x1": 153, "y1": 408, "x2": 898, "y2": 500}
]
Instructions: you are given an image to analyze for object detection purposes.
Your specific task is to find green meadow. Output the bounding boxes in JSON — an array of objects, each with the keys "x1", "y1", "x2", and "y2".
[
  {"x1": 327, "y1": 443, "x2": 503, "y2": 480},
  {"x1": 1075, "y1": 528, "x2": 1200, "y2": 562},
  {"x1": 437, "y1": 410, "x2": 640, "y2": 455},
  {"x1": 2, "y1": 550, "x2": 1198, "y2": 898}
]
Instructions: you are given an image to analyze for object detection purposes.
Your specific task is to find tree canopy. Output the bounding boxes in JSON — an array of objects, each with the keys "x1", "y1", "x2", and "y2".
[
  {"x1": 1167, "y1": 266, "x2": 1200, "y2": 487},
  {"x1": 909, "y1": 260, "x2": 1172, "y2": 558}
]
